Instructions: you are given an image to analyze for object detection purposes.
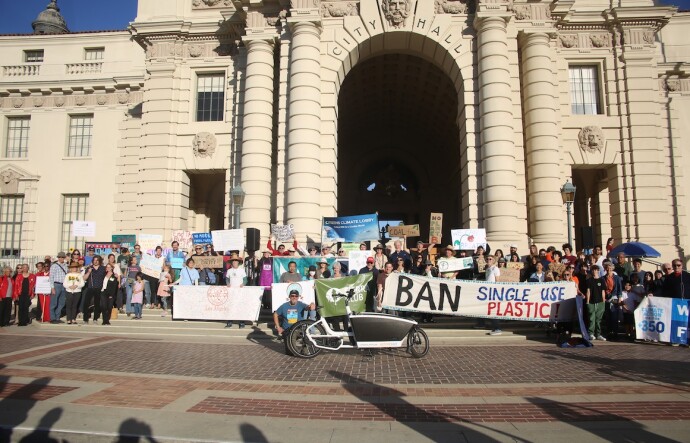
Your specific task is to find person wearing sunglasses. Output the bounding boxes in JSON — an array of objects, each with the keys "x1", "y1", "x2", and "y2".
[{"x1": 661, "y1": 259, "x2": 690, "y2": 299}]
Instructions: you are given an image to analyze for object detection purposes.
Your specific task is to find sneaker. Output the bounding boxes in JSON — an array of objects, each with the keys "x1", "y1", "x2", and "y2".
[
  {"x1": 145, "y1": 304, "x2": 151, "y2": 308},
  {"x1": 596, "y1": 335, "x2": 607, "y2": 341},
  {"x1": 225, "y1": 322, "x2": 233, "y2": 328},
  {"x1": 161, "y1": 312, "x2": 167, "y2": 317},
  {"x1": 489, "y1": 329, "x2": 502, "y2": 336},
  {"x1": 239, "y1": 323, "x2": 245, "y2": 329},
  {"x1": 83, "y1": 320, "x2": 89, "y2": 325}
]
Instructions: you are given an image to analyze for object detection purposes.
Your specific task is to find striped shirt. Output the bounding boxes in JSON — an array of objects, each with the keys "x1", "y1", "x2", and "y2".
[{"x1": 49, "y1": 261, "x2": 68, "y2": 289}]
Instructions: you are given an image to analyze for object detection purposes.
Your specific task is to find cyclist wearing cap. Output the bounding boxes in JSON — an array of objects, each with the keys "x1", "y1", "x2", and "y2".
[{"x1": 273, "y1": 289, "x2": 316, "y2": 355}]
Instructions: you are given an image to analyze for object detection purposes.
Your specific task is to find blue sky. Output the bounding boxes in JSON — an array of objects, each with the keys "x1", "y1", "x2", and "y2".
[{"x1": 0, "y1": 0, "x2": 688, "y2": 34}]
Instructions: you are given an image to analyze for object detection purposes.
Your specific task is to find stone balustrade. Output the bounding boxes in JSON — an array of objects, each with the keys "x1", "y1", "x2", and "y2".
[
  {"x1": 65, "y1": 62, "x2": 102, "y2": 74},
  {"x1": 2, "y1": 65, "x2": 41, "y2": 76}
]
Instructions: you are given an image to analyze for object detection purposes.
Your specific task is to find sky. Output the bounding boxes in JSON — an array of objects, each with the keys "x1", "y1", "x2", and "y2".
[{"x1": 0, "y1": 0, "x2": 688, "y2": 34}]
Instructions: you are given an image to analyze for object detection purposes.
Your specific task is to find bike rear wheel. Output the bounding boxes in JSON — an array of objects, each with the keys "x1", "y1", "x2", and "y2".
[
  {"x1": 407, "y1": 326, "x2": 430, "y2": 358},
  {"x1": 287, "y1": 320, "x2": 326, "y2": 358}
]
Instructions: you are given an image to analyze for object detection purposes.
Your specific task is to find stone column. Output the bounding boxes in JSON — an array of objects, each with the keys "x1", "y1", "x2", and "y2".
[
  {"x1": 239, "y1": 36, "x2": 276, "y2": 238},
  {"x1": 286, "y1": 11, "x2": 322, "y2": 242},
  {"x1": 474, "y1": 11, "x2": 520, "y2": 243},
  {"x1": 519, "y1": 31, "x2": 563, "y2": 244}
]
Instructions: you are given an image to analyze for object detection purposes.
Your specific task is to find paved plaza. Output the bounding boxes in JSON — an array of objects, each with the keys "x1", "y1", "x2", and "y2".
[{"x1": 0, "y1": 316, "x2": 688, "y2": 442}]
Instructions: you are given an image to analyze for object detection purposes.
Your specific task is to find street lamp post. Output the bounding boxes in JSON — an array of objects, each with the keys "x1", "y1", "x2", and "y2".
[
  {"x1": 230, "y1": 185, "x2": 246, "y2": 230},
  {"x1": 560, "y1": 181, "x2": 577, "y2": 247}
]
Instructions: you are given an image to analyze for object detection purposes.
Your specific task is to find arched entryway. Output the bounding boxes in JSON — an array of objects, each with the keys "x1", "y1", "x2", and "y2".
[{"x1": 337, "y1": 53, "x2": 463, "y2": 240}]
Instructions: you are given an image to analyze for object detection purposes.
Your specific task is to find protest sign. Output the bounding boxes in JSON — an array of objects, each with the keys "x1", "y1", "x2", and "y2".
[
  {"x1": 84, "y1": 242, "x2": 120, "y2": 265},
  {"x1": 388, "y1": 224, "x2": 420, "y2": 237},
  {"x1": 349, "y1": 250, "x2": 372, "y2": 274},
  {"x1": 138, "y1": 234, "x2": 163, "y2": 253},
  {"x1": 171, "y1": 230, "x2": 193, "y2": 250},
  {"x1": 194, "y1": 256, "x2": 224, "y2": 269},
  {"x1": 382, "y1": 273, "x2": 577, "y2": 321},
  {"x1": 271, "y1": 280, "x2": 315, "y2": 311},
  {"x1": 339, "y1": 243, "x2": 361, "y2": 253},
  {"x1": 272, "y1": 257, "x2": 337, "y2": 282},
  {"x1": 170, "y1": 257, "x2": 184, "y2": 269},
  {"x1": 172, "y1": 286, "x2": 263, "y2": 321},
  {"x1": 315, "y1": 274, "x2": 372, "y2": 317},
  {"x1": 321, "y1": 213, "x2": 380, "y2": 244},
  {"x1": 72, "y1": 221, "x2": 96, "y2": 238},
  {"x1": 429, "y1": 213, "x2": 443, "y2": 244},
  {"x1": 476, "y1": 256, "x2": 486, "y2": 273},
  {"x1": 112, "y1": 235, "x2": 136, "y2": 249},
  {"x1": 437, "y1": 257, "x2": 474, "y2": 273},
  {"x1": 35, "y1": 276, "x2": 51, "y2": 294},
  {"x1": 211, "y1": 229, "x2": 244, "y2": 252},
  {"x1": 140, "y1": 253, "x2": 164, "y2": 278},
  {"x1": 549, "y1": 261, "x2": 566, "y2": 276},
  {"x1": 496, "y1": 267, "x2": 521, "y2": 283},
  {"x1": 271, "y1": 224, "x2": 295, "y2": 242},
  {"x1": 192, "y1": 233, "x2": 213, "y2": 245},
  {"x1": 506, "y1": 262, "x2": 524, "y2": 270},
  {"x1": 635, "y1": 296, "x2": 689, "y2": 344},
  {"x1": 451, "y1": 229, "x2": 487, "y2": 251}
]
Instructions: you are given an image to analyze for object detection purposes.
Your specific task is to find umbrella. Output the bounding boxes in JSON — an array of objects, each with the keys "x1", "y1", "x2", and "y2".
[{"x1": 607, "y1": 241, "x2": 661, "y2": 258}]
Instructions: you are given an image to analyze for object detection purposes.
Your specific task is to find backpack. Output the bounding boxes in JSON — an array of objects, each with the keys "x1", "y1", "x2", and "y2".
[{"x1": 202, "y1": 268, "x2": 216, "y2": 285}]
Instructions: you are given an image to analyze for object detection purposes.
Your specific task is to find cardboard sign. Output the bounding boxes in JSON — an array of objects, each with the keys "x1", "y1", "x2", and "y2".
[
  {"x1": 549, "y1": 262, "x2": 566, "y2": 276},
  {"x1": 72, "y1": 221, "x2": 96, "y2": 237},
  {"x1": 506, "y1": 262, "x2": 525, "y2": 270},
  {"x1": 387, "y1": 224, "x2": 420, "y2": 237},
  {"x1": 171, "y1": 230, "x2": 193, "y2": 250},
  {"x1": 211, "y1": 229, "x2": 245, "y2": 252},
  {"x1": 451, "y1": 229, "x2": 487, "y2": 251},
  {"x1": 496, "y1": 267, "x2": 521, "y2": 283},
  {"x1": 192, "y1": 233, "x2": 213, "y2": 245},
  {"x1": 194, "y1": 255, "x2": 224, "y2": 269},
  {"x1": 271, "y1": 224, "x2": 295, "y2": 242},
  {"x1": 35, "y1": 276, "x2": 51, "y2": 294},
  {"x1": 476, "y1": 256, "x2": 486, "y2": 273},
  {"x1": 138, "y1": 234, "x2": 163, "y2": 253},
  {"x1": 429, "y1": 213, "x2": 443, "y2": 244}
]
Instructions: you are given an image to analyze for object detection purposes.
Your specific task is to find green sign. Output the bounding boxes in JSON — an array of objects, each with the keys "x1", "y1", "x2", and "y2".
[{"x1": 314, "y1": 273, "x2": 372, "y2": 317}]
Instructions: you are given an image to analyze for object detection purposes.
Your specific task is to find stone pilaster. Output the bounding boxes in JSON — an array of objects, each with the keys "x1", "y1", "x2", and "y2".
[
  {"x1": 519, "y1": 31, "x2": 563, "y2": 244},
  {"x1": 286, "y1": 7, "x2": 322, "y2": 243},
  {"x1": 474, "y1": 8, "x2": 520, "y2": 244}
]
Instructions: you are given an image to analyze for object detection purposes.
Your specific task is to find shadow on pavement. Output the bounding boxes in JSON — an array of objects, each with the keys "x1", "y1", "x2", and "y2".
[
  {"x1": 525, "y1": 397, "x2": 680, "y2": 442},
  {"x1": 240, "y1": 423, "x2": 268, "y2": 442},
  {"x1": 246, "y1": 326, "x2": 285, "y2": 355},
  {"x1": 0, "y1": 375, "x2": 52, "y2": 442},
  {"x1": 116, "y1": 418, "x2": 159, "y2": 443},
  {"x1": 17, "y1": 407, "x2": 62, "y2": 443}
]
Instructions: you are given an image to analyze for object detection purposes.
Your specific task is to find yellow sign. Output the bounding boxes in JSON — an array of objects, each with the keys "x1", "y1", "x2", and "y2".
[{"x1": 387, "y1": 224, "x2": 420, "y2": 237}]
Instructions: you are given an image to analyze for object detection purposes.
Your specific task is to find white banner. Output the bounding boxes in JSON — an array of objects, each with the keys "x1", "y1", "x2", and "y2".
[
  {"x1": 35, "y1": 276, "x2": 51, "y2": 294},
  {"x1": 211, "y1": 229, "x2": 245, "y2": 252},
  {"x1": 271, "y1": 280, "x2": 315, "y2": 312},
  {"x1": 451, "y1": 229, "x2": 486, "y2": 250},
  {"x1": 172, "y1": 286, "x2": 263, "y2": 321},
  {"x1": 437, "y1": 257, "x2": 474, "y2": 272},
  {"x1": 140, "y1": 253, "x2": 164, "y2": 279},
  {"x1": 348, "y1": 250, "x2": 372, "y2": 275},
  {"x1": 271, "y1": 224, "x2": 295, "y2": 242},
  {"x1": 635, "y1": 296, "x2": 689, "y2": 344},
  {"x1": 72, "y1": 221, "x2": 96, "y2": 237},
  {"x1": 382, "y1": 273, "x2": 577, "y2": 322}
]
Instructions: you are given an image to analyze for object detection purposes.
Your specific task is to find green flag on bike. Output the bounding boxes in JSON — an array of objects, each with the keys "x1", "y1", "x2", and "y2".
[{"x1": 314, "y1": 273, "x2": 372, "y2": 317}]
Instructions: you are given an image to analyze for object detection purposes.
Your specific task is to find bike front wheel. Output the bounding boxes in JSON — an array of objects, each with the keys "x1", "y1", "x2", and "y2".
[
  {"x1": 287, "y1": 320, "x2": 326, "y2": 359},
  {"x1": 407, "y1": 326, "x2": 430, "y2": 358}
]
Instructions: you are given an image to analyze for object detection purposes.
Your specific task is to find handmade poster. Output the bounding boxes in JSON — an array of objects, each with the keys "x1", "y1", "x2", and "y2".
[
  {"x1": 506, "y1": 262, "x2": 525, "y2": 270},
  {"x1": 339, "y1": 243, "x2": 361, "y2": 253},
  {"x1": 192, "y1": 232, "x2": 213, "y2": 245},
  {"x1": 382, "y1": 273, "x2": 577, "y2": 322},
  {"x1": 270, "y1": 224, "x2": 295, "y2": 242},
  {"x1": 387, "y1": 224, "x2": 420, "y2": 237},
  {"x1": 437, "y1": 257, "x2": 474, "y2": 273},
  {"x1": 321, "y1": 213, "x2": 380, "y2": 244},
  {"x1": 271, "y1": 280, "x2": 315, "y2": 312},
  {"x1": 451, "y1": 229, "x2": 487, "y2": 251},
  {"x1": 211, "y1": 229, "x2": 244, "y2": 252},
  {"x1": 112, "y1": 235, "x2": 136, "y2": 249},
  {"x1": 349, "y1": 250, "x2": 373, "y2": 274},
  {"x1": 429, "y1": 213, "x2": 443, "y2": 244},
  {"x1": 194, "y1": 256, "x2": 224, "y2": 269},
  {"x1": 170, "y1": 257, "x2": 185, "y2": 269},
  {"x1": 138, "y1": 234, "x2": 163, "y2": 253},
  {"x1": 72, "y1": 221, "x2": 96, "y2": 237},
  {"x1": 272, "y1": 257, "x2": 337, "y2": 282},
  {"x1": 172, "y1": 286, "x2": 263, "y2": 321},
  {"x1": 140, "y1": 253, "x2": 164, "y2": 278},
  {"x1": 635, "y1": 296, "x2": 689, "y2": 344},
  {"x1": 315, "y1": 273, "x2": 372, "y2": 317},
  {"x1": 35, "y1": 276, "x2": 51, "y2": 294},
  {"x1": 171, "y1": 230, "x2": 193, "y2": 250},
  {"x1": 496, "y1": 267, "x2": 521, "y2": 283},
  {"x1": 549, "y1": 261, "x2": 566, "y2": 276},
  {"x1": 83, "y1": 242, "x2": 120, "y2": 265}
]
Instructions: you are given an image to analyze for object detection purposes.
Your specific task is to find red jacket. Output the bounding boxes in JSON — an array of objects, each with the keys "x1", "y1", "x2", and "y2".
[
  {"x1": 267, "y1": 239, "x2": 298, "y2": 256},
  {"x1": 12, "y1": 273, "x2": 36, "y2": 300},
  {"x1": 0, "y1": 276, "x2": 12, "y2": 300}
]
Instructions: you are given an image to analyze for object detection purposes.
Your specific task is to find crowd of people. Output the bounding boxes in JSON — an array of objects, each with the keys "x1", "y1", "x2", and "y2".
[{"x1": 1, "y1": 235, "x2": 688, "y2": 346}]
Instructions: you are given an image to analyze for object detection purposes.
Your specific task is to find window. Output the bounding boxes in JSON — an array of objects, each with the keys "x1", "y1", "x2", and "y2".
[
  {"x1": 84, "y1": 47, "x2": 104, "y2": 60},
  {"x1": 5, "y1": 117, "x2": 30, "y2": 158},
  {"x1": 24, "y1": 50, "x2": 44, "y2": 63},
  {"x1": 60, "y1": 194, "x2": 88, "y2": 253},
  {"x1": 196, "y1": 73, "x2": 225, "y2": 121},
  {"x1": 67, "y1": 115, "x2": 93, "y2": 157},
  {"x1": 0, "y1": 195, "x2": 23, "y2": 257},
  {"x1": 569, "y1": 65, "x2": 601, "y2": 115}
]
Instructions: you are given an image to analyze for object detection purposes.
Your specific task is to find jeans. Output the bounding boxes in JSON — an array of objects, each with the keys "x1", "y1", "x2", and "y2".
[
  {"x1": 133, "y1": 303, "x2": 142, "y2": 318},
  {"x1": 587, "y1": 302, "x2": 605, "y2": 337},
  {"x1": 143, "y1": 280, "x2": 151, "y2": 305},
  {"x1": 161, "y1": 296, "x2": 170, "y2": 311},
  {"x1": 125, "y1": 282, "x2": 133, "y2": 314},
  {"x1": 50, "y1": 283, "x2": 66, "y2": 321}
]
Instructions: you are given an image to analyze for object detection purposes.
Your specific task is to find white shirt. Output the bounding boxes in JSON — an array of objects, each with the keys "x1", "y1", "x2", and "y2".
[
  {"x1": 226, "y1": 267, "x2": 244, "y2": 287},
  {"x1": 485, "y1": 265, "x2": 500, "y2": 282}
]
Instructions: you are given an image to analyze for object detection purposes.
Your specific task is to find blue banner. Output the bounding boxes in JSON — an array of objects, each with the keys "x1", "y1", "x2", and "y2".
[
  {"x1": 671, "y1": 298, "x2": 689, "y2": 344},
  {"x1": 192, "y1": 232, "x2": 213, "y2": 245},
  {"x1": 272, "y1": 257, "x2": 337, "y2": 283},
  {"x1": 321, "y1": 213, "x2": 380, "y2": 244},
  {"x1": 635, "y1": 296, "x2": 689, "y2": 344}
]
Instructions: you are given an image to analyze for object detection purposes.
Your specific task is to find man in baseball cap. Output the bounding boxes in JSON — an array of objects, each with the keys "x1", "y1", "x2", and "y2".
[{"x1": 273, "y1": 289, "x2": 316, "y2": 355}]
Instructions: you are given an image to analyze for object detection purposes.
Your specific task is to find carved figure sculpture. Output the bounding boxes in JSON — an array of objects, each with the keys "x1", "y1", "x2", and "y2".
[
  {"x1": 0, "y1": 170, "x2": 19, "y2": 194},
  {"x1": 435, "y1": 0, "x2": 467, "y2": 14},
  {"x1": 192, "y1": 132, "x2": 217, "y2": 158},
  {"x1": 578, "y1": 126, "x2": 605, "y2": 153},
  {"x1": 321, "y1": 2, "x2": 359, "y2": 17},
  {"x1": 382, "y1": 0, "x2": 411, "y2": 28},
  {"x1": 560, "y1": 34, "x2": 577, "y2": 48}
]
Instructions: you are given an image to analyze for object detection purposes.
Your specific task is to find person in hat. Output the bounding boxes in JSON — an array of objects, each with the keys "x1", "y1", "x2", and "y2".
[
  {"x1": 439, "y1": 245, "x2": 458, "y2": 279},
  {"x1": 257, "y1": 248, "x2": 274, "y2": 289},
  {"x1": 305, "y1": 265, "x2": 318, "y2": 280},
  {"x1": 315, "y1": 258, "x2": 331, "y2": 279},
  {"x1": 273, "y1": 289, "x2": 316, "y2": 355},
  {"x1": 63, "y1": 261, "x2": 85, "y2": 325},
  {"x1": 320, "y1": 245, "x2": 335, "y2": 258},
  {"x1": 225, "y1": 254, "x2": 247, "y2": 328},
  {"x1": 48, "y1": 252, "x2": 69, "y2": 323},
  {"x1": 373, "y1": 244, "x2": 387, "y2": 271}
]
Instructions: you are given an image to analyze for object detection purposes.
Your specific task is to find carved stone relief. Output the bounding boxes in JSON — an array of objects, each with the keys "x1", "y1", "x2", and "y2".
[
  {"x1": 382, "y1": 0, "x2": 411, "y2": 29},
  {"x1": 32, "y1": 97, "x2": 45, "y2": 107},
  {"x1": 321, "y1": 2, "x2": 359, "y2": 17},
  {"x1": 578, "y1": 126, "x2": 605, "y2": 154},
  {"x1": 0, "y1": 170, "x2": 20, "y2": 195},
  {"x1": 75, "y1": 96, "x2": 86, "y2": 106},
  {"x1": 664, "y1": 79, "x2": 681, "y2": 92},
  {"x1": 512, "y1": 5, "x2": 530, "y2": 20},
  {"x1": 192, "y1": 132, "x2": 217, "y2": 158},
  {"x1": 192, "y1": 0, "x2": 233, "y2": 8},
  {"x1": 117, "y1": 92, "x2": 130, "y2": 104},
  {"x1": 189, "y1": 44, "x2": 204, "y2": 58},
  {"x1": 435, "y1": 0, "x2": 468, "y2": 14},
  {"x1": 589, "y1": 34, "x2": 610, "y2": 48},
  {"x1": 11, "y1": 98, "x2": 24, "y2": 108},
  {"x1": 642, "y1": 31, "x2": 655, "y2": 44},
  {"x1": 559, "y1": 34, "x2": 578, "y2": 48},
  {"x1": 54, "y1": 97, "x2": 65, "y2": 107}
]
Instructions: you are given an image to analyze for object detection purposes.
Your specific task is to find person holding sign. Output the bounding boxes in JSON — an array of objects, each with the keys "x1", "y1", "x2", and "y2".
[
  {"x1": 273, "y1": 289, "x2": 316, "y2": 355},
  {"x1": 63, "y1": 262, "x2": 85, "y2": 325},
  {"x1": 225, "y1": 255, "x2": 246, "y2": 328},
  {"x1": 13, "y1": 264, "x2": 36, "y2": 326},
  {"x1": 178, "y1": 259, "x2": 200, "y2": 286}
]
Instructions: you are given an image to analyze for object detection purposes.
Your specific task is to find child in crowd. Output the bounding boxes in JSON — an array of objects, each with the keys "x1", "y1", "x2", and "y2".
[
  {"x1": 157, "y1": 264, "x2": 173, "y2": 317},
  {"x1": 131, "y1": 272, "x2": 145, "y2": 320},
  {"x1": 619, "y1": 281, "x2": 642, "y2": 340}
]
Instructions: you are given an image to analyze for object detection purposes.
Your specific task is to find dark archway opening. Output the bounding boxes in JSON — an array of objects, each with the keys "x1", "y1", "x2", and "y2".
[{"x1": 337, "y1": 53, "x2": 462, "y2": 241}]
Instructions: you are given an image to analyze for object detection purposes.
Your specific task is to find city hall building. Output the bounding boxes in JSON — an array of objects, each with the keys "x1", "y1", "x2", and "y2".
[{"x1": 0, "y1": 0, "x2": 689, "y2": 261}]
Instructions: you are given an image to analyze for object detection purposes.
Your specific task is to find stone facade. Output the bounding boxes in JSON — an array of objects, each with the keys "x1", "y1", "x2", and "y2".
[{"x1": 0, "y1": 0, "x2": 689, "y2": 263}]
